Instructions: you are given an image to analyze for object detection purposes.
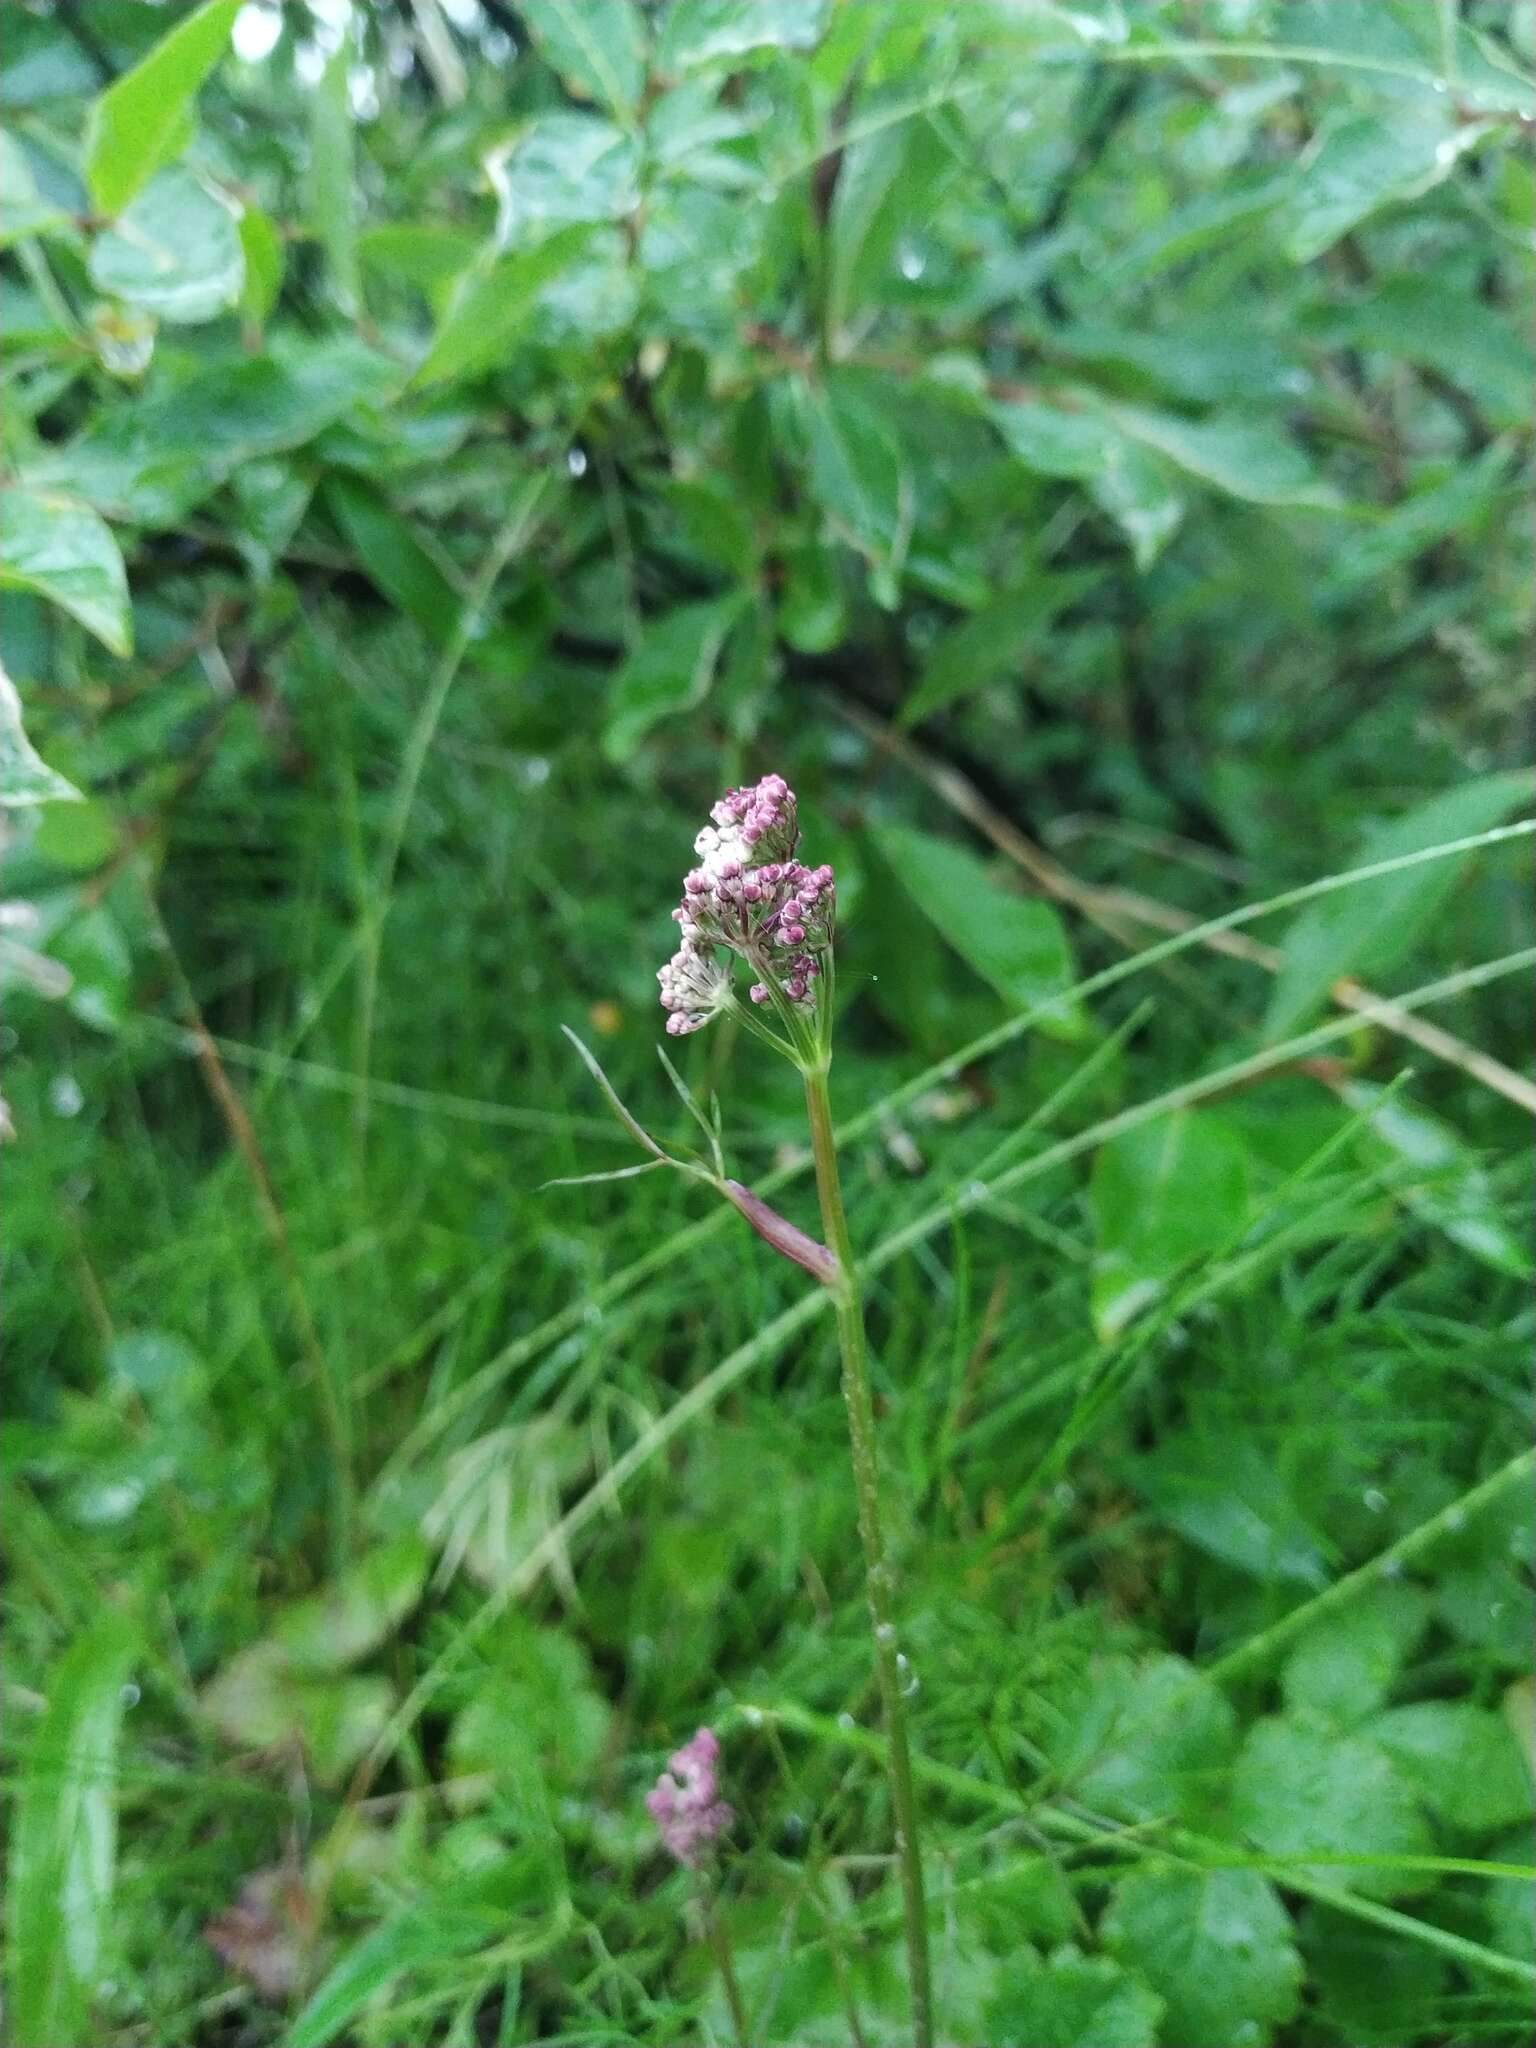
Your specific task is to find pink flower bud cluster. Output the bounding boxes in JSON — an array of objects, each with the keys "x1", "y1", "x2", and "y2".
[
  {"x1": 645, "y1": 1726, "x2": 733, "y2": 1867},
  {"x1": 658, "y1": 775, "x2": 836, "y2": 1033}
]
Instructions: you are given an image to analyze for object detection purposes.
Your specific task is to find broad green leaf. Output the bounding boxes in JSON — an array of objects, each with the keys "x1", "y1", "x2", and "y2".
[
  {"x1": 201, "y1": 1642, "x2": 394, "y2": 1785},
  {"x1": 1133, "y1": 1437, "x2": 1329, "y2": 1587},
  {"x1": 871, "y1": 823, "x2": 1081, "y2": 1035},
  {"x1": 900, "y1": 570, "x2": 1101, "y2": 726},
  {"x1": 1280, "y1": 113, "x2": 1488, "y2": 263},
  {"x1": 1044, "y1": 1655, "x2": 1237, "y2": 1826},
  {"x1": 1103, "y1": 1868, "x2": 1302, "y2": 2048},
  {"x1": 800, "y1": 377, "x2": 912, "y2": 607},
  {"x1": 0, "y1": 658, "x2": 80, "y2": 804},
  {"x1": 285, "y1": 1867, "x2": 517, "y2": 2048},
  {"x1": 414, "y1": 226, "x2": 592, "y2": 386},
  {"x1": 1280, "y1": 1580, "x2": 1430, "y2": 1728},
  {"x1": 0, "y1": 129, "x2": 67, "y2": 245},
  {"x1": 274, "y1": 1536, "x2": 431, "y2": 1675},
  {"x1": 1370, "y1": 1701, "x2": 1534, "y2": 1833},
  {"x1": 0, "y1": 488, "x2": 130, "y2": 655},
  {"x1": 1264, "y1": 772, "x2": 1535, "y2": 1039},
  {"x1": 1307, "y1": 1916, "x2": 1450, "y2": 2047},
  {"x1": 1233, "y1": 1718, "x2": 1434, "y2": 1899},
  {"x1": 87, "y1": 166, "x2": 244, "y2": 324},
  {"x1": 519, "y1": 0, "x2": 647, "y2": 121},
  {"x1": 493, "y1": 116, "x2": 639, "y2": 235},
  {"x1": 602, "y1": 595, "x2": 742, "y2": 762},
  {"x1": 1089, "y1": 1109, "x2": 1249, "y2": 1336},
  {"x1": 5, "y1": 1613, "x2": 136, "y2": 2048},
  {"x1": 657, "y1": 0, "x2": 828, "y2": 74},
  {"x1": 826, "y1": 115, "x2": 953, "y2": 339},
  {"x1": 992, "y1": 400, "x2": 1186, "y2": 563},
  {"x1": 1102, "y1": 402, "x2": 1339, "y2": 509},
  {"x1": 1343, "y1": 1082, "x2": 1532, "y2": 1278},
  {"x1": 359, "y1": 223, "x2": 481, "y2": 302},
  {"x1": 82, "y1": 0, "x2": 239, "y2": 215},
  {"x1": 984, "y1": 1944, "x2": 1163, "y2": 2048}
]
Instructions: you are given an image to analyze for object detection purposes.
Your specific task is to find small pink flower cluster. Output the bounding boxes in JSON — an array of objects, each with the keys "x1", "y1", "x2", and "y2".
[
  {"x1": 645, "y1": 1726, "x2": 733, "y2": 1867},
  {"x1": 657, "y1": 775, "x2": 835, "y2": 1035}
]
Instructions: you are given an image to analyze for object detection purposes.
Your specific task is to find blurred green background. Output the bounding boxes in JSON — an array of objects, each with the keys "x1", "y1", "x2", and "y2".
[{"x1": 3, "y1": 3, "x2": 1534, "y2": 2044}]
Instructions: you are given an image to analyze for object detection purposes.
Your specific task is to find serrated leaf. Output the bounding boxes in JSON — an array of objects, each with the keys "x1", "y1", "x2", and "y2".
[
  {"x1": 1264, "y1": 772, "x2": 1535, "y2": 1040},
  {"x1": 602, "y1": 595, "x2": 742, "y2": 762},
  {"x1": 1370, "y1": 1701, "x2": 1534, "y2": 1833},
  {"x1": 519, "y1": 0, "x2": 646, "y2": 120},
  {"x1": 5, "y1": 1613, "x2": 136, "y2": 2048},
  {"x1": 985, "y1": 1944, "x2": 1163, "y2": 2048},
  {"x1": 1280, "y1": 1580, "x2": 1430, "y2": 1727},
  {"x1": 0, "y1": 488, "x2": 130, "y2": 655},
  {"x1": 82, "y1": 0, "x2": 239, "y2": 215},
  {"x1": 0, "y1": 658, "x2": 80, "y2": 805},
  {"x1": 1233, "y1": 1718, "x2": 1434, "y2": 1899},
  {"x1": 1103, "y1": 1868, "x2": 1302, "y2": 2048},
  {"x1": 87, "y1": 165, "x2": 243, "y2": 324},
  {"x1": 1045, "y1": 1654, "x2": 1237, "y2": 1825},
  {"x1": 872, "y1": 823, "x2": 1081, "y2": 1035},
  {"x1": 1089, "y1": 1109, "x2": 1249, "y2": 1336}
]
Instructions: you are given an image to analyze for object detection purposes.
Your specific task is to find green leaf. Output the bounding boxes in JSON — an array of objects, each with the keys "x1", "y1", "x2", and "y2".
[
  {"x1": 899, "y1": 570, "x2": 1101, "y2": 725},
  {"x1": 992, "y1": 400, "x2": 1186, "y2": 564},
  {"x1": 201, "y1": 1641, "x2": 394, "y2": 1786},
  {"x1": 1370, "y1": 1702, "x2": 1534, "y2": 1833},
  {"x1": 1089, "y1": 1109, "x2": 1250, "y2": 1337},
  {"x1": 1044, "y1": 1654, "x2": 1237, "y2": 1826},
  {"x1": 359, "y1": 223, "x2": 481, "y2": 302},
  {"x1": 0, "y1": 658, "x2": 80, "y2": 805},
  {"x1": 1233, "y1": 1718, "x2": 1434, "y2": 1899},
  {"x1": 414, "y1": 225, "x2": 592, "y2": 386},
  {"x1": 0, "y1": 130, "x2": 67, "y2": 245},
  {"x1": 87, "y1": 165, "x2": 243, "y2": 324},
  {"x1": 602, "y1": 595, "x2": 742, "y2": 762},
  {"x1": 1306, "y1": 1913, "x2": 1450, "y2": 2048},
  {"x1": 274, "y1": 1536, "x2": 431, "y2": 1675},
  {"x1": 284, "y1": 1867, "x2": 515, "y2": 2048},
  {"x1": 82, "y1": 0, "x2": 239, "y2": 215},
  {"x1": 1343, "y1": 1082, "x2": 1532, "y2": 1278},
  {"x1": 518, "y1": 0, "x2": 647, "y2": 121},
  {"x1": 5, "y1": 1613, "x2": 136, "y2": 2048},
  {"x1": 826, "y1": 115, "x2": 953, "y2": 339},
  {"x1": 871, "y1": 823, "x2": 1081, "y2": 1035},
  {"x1": 1264, "y1": 772, "x2": 1535, "y2": 1040},
  {"x1": 0, "y1": 488, "x2": 130, "y2": 655},
  {"x1": 1132, "y1": 1437, "x2": 1329, "y2": 1587},
  {"x1": 1101, "y1": 401, "x2": 1340, "y2": 509},
  {"x1": 657, "y1": 0, "x2": 828, "y2": 74},
  {"x1": 1103, "y1": 1868, "x2": 1302, "y2": 2048},
  {"x1": 1280, "y1": 113, "x2": 1487, "y2": 264},
  {"x1": 1319, "y1": 277, "x2": 1534, "y2": 429},
  {"x1": 800, "y1": 377, "x2": 913, "y2": 607},
  {"x1": 309, "y1": 42, "x2": 359, "y2": 311},
  {"x1": 1280, "y1": 1580, "x2": 1430, "y2": 1728},
  {"x1": 237, "y1": 203, "x2": 284, "y2": 328},
  {"x1": 492, "y1": 115, "x2": 640, "y2": 233},
  {"x1": 984, "y1": 1944, "x2": 1163, "y2": 2048}
]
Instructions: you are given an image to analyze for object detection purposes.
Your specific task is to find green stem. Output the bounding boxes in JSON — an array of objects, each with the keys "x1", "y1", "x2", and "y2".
[
  {"x1": 701, "y1": 1894, "x2": 749, "y2": 2048},
  {"x1": 803, "y1": 1061, "x2": 933, "y2": 2048}
]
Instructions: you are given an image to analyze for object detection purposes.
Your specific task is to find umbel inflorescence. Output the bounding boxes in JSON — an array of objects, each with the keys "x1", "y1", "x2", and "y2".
[{"x1": 658, "y1": 774, "x2": 835, "y2": 1037}]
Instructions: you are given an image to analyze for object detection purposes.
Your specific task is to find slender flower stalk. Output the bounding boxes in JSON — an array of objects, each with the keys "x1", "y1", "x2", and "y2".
[
  {"x1": 645, "y1": 1727, "x2": 747, "y2": 2045},
  {"x1": 562, "y1": 774, "x2": 933, "y2": 2042}
]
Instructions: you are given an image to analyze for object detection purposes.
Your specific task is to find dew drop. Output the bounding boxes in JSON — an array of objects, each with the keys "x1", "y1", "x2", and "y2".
[
  {"x1": 1363, "y1": 1487, "x2": 1388, "y2": 1513},
  {"x1": 741, "y1": 1704, "x2": 764, "y2": 1726},
  {"x1": 1445, "y1": 1508, "x2": 1466, "y2": 1531},
  {"x1": 897, "y1": 1653, "x2": 920, "y2": 1698},
  {"x1": 837, "y1": 1710, "x2": 856, "y2": 1731},
  {"x1": 567, "y1": 446, "x2": 589, "y2": 478},
  {"x1": 49, "y1": 1075, "x2": 84, "y2": 1118},
  {"x1": 119, "y1": 1682, "x2": 141, "y2": 1708}
]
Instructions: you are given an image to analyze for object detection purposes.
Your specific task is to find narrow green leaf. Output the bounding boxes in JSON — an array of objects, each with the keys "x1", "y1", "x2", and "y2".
[
  {"x1": 1264, "y1": 773, "x2": 1536, "y2": 1039},
  {"x1": 0, "y1": 129, "x2": 67, "y2": 245},
  {"x1": 237, "y1": 203, "x2": 285, "y2": 328},
  {"x1": 0, "y1": 487, "x2": 131, "y2": 655},
  {"x1": 872, "y1": 823, "x2": 1081, "y2": 1034},
  {"x1": 800, "y1": 378, "x2": 913, "y2": 607},
  {"x1": 413, "y1": 226, "x2": 591, "y2": 387},
  {"x1": 309, "y1": 42, "x2": 359, "y2": 311},
  {"x1": 826, "y1": 115, "x2": 952, "y2": 339},
  {"x1": 602, "y1": 595, "x2": 742, "y2": 762},
  {"x1": 900, "y1": 569, "x2": 1101, "y2": 725},
  {"x1": 1280, "y1": 113, "x2": 1487, "y2": 264},
  {"x1": 519, "y1": 0, "x2": 647, "y2": 120},
  {"x1": 87, "y1": 165, "x2": 244, "y2": 324},
  {"x1": 83, "y1": 0, "x2": 239, "y2": 215},
  {"x1": 1344, "y1": 1082, "x2": 1533, "y2": 1278},
  {"x1": 6, "y1": 1613, "x2": 136, "y2": 2048}
]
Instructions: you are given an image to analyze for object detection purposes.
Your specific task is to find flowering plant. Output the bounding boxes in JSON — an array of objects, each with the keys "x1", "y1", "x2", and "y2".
[{"x1": 560, "y1": 774, "x2": 934, "y2": 2043}]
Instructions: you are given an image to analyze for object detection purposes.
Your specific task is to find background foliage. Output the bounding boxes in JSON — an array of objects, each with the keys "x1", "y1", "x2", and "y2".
[{"x1": 3, "y1": 2, "x2": 1533, "y2": 2044}]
